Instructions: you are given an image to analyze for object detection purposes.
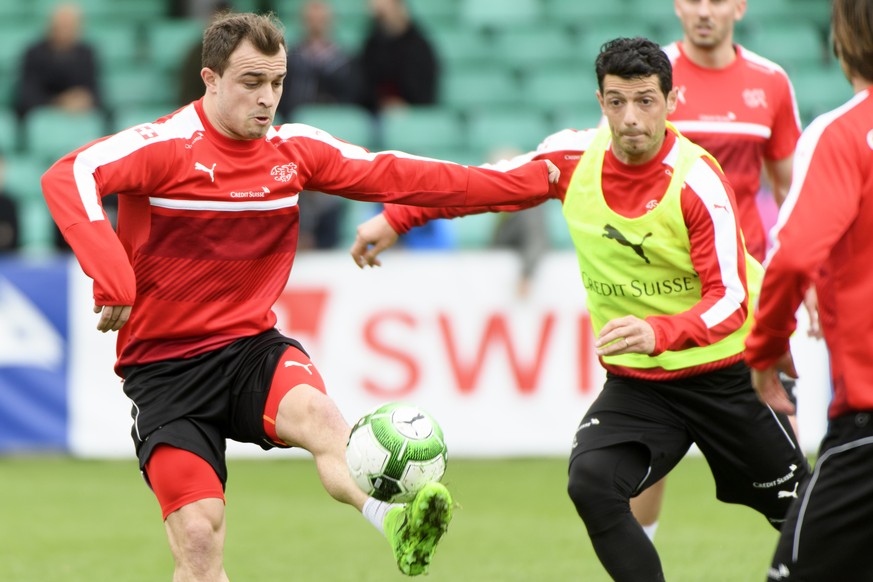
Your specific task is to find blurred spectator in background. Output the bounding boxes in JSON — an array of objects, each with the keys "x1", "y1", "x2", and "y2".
[
  {"x1": 297, "y1": 191, "x2": 348, "y2": 250},
  {"x1": 0, "y1": 153, "x2": 21, "y2": 253},
  {"x1": 281, "y1": 0, "x2": 360, "y2": 250},
  {"x1": 357, "y1": 0, "x2": 439, "y2": 114},
  {"x1": 278, "y1": 0, "x2": 360, "y2": 121},
  {"x1": 178, "y1": 1, "x2": 234, "y2": 106},
  {"x1": 14, "y1": 3, "x2": 104, "y2": 120}
]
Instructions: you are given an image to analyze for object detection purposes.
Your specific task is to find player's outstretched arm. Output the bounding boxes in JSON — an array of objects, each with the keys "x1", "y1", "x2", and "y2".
[{"x1": 350, "y1": 213, "x2": 399, "y2": 269}]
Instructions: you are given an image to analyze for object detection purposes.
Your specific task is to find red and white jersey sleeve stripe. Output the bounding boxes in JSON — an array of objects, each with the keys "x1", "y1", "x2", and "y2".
[{"x1": 746, "y1": 90, "x2": 873, "y2": 417}]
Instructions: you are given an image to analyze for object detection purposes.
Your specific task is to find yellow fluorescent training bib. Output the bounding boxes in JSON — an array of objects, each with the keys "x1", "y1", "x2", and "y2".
[{"x1": 562, "y1": 124, "x2": 762, "y2": 370}]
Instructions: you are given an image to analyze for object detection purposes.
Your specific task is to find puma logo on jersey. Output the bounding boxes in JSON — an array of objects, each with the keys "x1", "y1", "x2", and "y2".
[
  {"x1": 194, "y1": 162, "x2": 217, "y2": 182},
  {"x1": 602, "y1": 224, "x2": 652, "y2": 264},
  {"x1": 777, "y1": 482, "x2": 799, "y2": 499},
  {"x1": 284, "y1": 361, "x2": 314, "y2": 374}
]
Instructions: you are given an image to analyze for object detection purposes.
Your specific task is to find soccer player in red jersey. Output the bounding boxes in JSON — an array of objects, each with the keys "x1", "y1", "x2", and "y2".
[
  {"x1": 351, "y1": 37, "x2": 809, "y2": 581},
  {"x1": 666, "y1": 0, "x2": 801, "y2": 264},
  {"x1": 630, "y1": 0, "x2": 805, "y2": 540},
  {"x1": 40, "y1": 12, "x2": 559, "y2": 581},
  {"x1": 746, "y1": 0, "x2": 873, "y2": 578}
]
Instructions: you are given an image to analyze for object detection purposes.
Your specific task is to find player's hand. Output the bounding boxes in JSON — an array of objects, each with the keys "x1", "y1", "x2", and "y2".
[
  {"x1": 750, "y1": 352, "x2": 798, "y2": 415},
  {"x1": 94, "y1": 304, "x2": 132, "y2": 332},
  {"x1": 350, "y1": 213, "x2": 399, "y2": 269},
  {"x1": 595, "y1": 315, "x2": 656, "y2": 356},
  {"x1": 544, "y1": 160, "x2": 560, "y2": 184},
  {"x1": 803, "y1": 285, "x2": 823, "y2": 339}
]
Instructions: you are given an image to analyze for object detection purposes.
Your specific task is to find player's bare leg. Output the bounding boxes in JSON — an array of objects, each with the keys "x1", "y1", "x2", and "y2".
[
  {"x1": 164, "y1": 498, "x2": 229, "y2": 582},
  {"x1": 274, "y1": 384, "x2": 369, "y2": 509},
  {"x1": 274, "y1": 385, "x2": 452, "y2": 576},
  {"x1": 631, "y1": 477, "x2": 666, "y2": 541}
]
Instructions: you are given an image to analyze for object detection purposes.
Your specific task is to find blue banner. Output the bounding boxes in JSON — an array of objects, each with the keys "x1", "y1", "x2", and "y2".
[{"x1": 0, "y1": 256, "x2": 69, "y2": 452}]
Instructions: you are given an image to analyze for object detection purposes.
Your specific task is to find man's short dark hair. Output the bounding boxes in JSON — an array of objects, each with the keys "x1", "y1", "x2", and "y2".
[
  {"x1": 595, "y1": 37, "x2": 673, "y2": 98},
  {"x1": 202, "y1": 12, "x2": 286, "y2": 76}
]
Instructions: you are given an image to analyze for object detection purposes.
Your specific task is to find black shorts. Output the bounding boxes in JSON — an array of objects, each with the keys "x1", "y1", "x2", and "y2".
[
  {"x1": 569, "y1": 362, "x2": 810, "y2": 525},
  {"x1": 768, "y1": 411, "x2": 873, "y2": 581},
  {"x1": 121, "y1": 329, "x2": 307, "y2": 487}
]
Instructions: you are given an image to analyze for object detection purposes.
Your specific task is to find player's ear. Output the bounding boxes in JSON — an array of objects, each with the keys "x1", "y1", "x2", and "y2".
[
  {"x1": 734, "y1": 0, "x2": 748, "y2": 22},
  {"x1": 666, "y1": 88, "x2": 678, "y2": 115},
  {"x1": 201, "y1": 67, "x2": 218, "y2": 92}
]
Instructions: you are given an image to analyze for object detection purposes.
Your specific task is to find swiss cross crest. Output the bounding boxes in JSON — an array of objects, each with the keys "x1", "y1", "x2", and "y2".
[
  {"x1": 742, "y1": 88, "x2": 768, "y2": 109},
  {"x1": 271, "y1": 163, "x2": 298, "y2": 182},
  {"x1": 135, "y1": 124, "x2": 158, "y2": 139}
]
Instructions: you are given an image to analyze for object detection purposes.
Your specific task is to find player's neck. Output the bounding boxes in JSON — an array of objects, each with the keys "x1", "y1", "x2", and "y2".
[
  {"x1": 681, "y1": 37, "x2": 737, "y2": 70},
  {"x1": 851, "y1": 76, "x2": 873, "y2": 94}
]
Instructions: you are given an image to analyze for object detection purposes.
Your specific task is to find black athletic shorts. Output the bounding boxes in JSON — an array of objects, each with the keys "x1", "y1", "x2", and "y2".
[
  {"x1": 768, "y1": 411, "x2": 873, "y2": 581},
  {"x1": 121, "y1": 328, "x2": 306, "y2": 487},
  {"x1": 569, "y1": 361, "x2": 810, "y2": 525}
]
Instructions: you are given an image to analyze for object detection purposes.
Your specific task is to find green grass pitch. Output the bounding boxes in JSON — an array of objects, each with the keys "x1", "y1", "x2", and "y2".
[{"x1": 0, "y1": 455, "x2": 782, "y2": 581}]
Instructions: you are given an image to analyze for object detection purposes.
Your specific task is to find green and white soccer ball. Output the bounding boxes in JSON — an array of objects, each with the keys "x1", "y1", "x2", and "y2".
[{"x1": 346, "y1": 402, "x2": 448, "y2": 503}]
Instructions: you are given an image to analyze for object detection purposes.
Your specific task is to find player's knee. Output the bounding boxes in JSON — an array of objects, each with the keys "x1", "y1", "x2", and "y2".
[
  {"x1": 567, "y1": 451, "x2": 622, "y2": 519},
  {"x1": 179, "y1": 514, "x2": 221, "y2": 552},
  {"x1": 168, "y1": 502, "x2": 225, "y2": 563}
]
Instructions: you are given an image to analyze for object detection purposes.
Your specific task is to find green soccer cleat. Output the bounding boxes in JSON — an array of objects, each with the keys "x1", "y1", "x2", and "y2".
[{"x1": 384, "y1": 482, "x2": 454, "y2": 576}]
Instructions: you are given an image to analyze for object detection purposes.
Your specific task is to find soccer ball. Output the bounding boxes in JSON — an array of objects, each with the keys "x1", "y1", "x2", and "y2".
[{"x1": 346, "y1": 402, "x2": 447, "y2": 503}]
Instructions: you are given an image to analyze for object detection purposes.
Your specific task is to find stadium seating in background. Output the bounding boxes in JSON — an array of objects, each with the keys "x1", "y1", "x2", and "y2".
[
  {"x1": 743, "y1": 22, "x2": 826, "y2": 74},
  {"x1": 467, "y1": 109, "x2": 551, "y2": 155},
  {"x1": 0, "y1": 22, "x2": 43, "y2": 109},
  {"x1": 3, "y1": 154, "x2": 47, "y2": 203},
  {"x1": 30, "y1": 0, "x2": 166, "y2": 20},
  {"x1": 103, "y1": 67, "x2": 174, "y2": 112},
  {"x1": 453, "y1": 213, "x2": 499, "y2": 248},
  {"x1": 460, "y1": 0, "x2": 543, "y2": 30},
  {"x1": 576, "y1": 22, "x2": 657, "y2": 61},
  {"x1": 520, "y1": 64, "x2": 599, "y2": 119},
  {"x1": 492, "y1": 28, "x2": 579, "y2": 74},
  {"x1": 145, "y1": 19, "x2": 205, "y2": 79},
  {"x1": 791, "y1": 64, "x2": 855, "y2": 125},
  {"x1": 623, "y1": 0, "x2": 679, "y2": 39},
  {"x1": 441, "y1": 65, "x2": 522, "y2": 112},
  {"x1": 542, "y1": 0, "x2": 628, "y2": 32},
  {"x1": 0, "y1": 109, "x2": 19, "y2": 154},
  {"x1": 292, "y1": 103, "x2": 376, "y2": 149},
  {"x1": 407, "y1": 0, "x2": 461, "y2": 30},
  {"x1": 744, "y1": 0, "x2": 827, "y2": 30},
  {"x1": 380, "y1": 106, "x2": 466, "y2": 155},
  {"x1": 555, "y1": 107, "x2": 604, "y2": 134},
  {"x1": 32, "y1": 0, "x2": 112, "y2": 18},
  {"x1": 84, "y1": 20, "x2": 144, "y2": 70},
  {"x1": 430, "y1": 27, "x2": 495, "y2": 68},
  {"x1": 0, "y1": 1, "x2": 31, "y2": 21},
  {"x1": 544, "y1": 198, "x2": 573, "y2": 249},
  {"x1": 24, "y1": 107, "x2": 107, "y2": 166},
  {"x1": 5, "y1": 150, "x2": 57, "y2": 251}
]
